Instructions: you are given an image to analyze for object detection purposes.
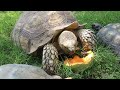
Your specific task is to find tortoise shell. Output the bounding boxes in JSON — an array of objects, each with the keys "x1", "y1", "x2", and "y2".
[
  {"x1": 0, "y1": 64, "x2": 61, "y2": 79},
  {"x1": 97, "y1": 23, "x2": 120, "y2": 55},
  {"x1": 11, "y1": 11, "x2": 81, "y2": 54}
]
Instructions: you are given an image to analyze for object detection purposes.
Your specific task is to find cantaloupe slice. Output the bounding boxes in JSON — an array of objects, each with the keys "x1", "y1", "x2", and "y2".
[
  {"x1": 64, "y1": 55, "x2": 84, "y2": 66},
  {"x1": 64, "y1": 51, "x2": 94, "y2": 71}
]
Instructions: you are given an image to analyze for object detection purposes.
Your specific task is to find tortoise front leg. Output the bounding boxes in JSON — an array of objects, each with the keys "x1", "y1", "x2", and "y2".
[
  {"x1": 77, "y1": 29, "x2": 96, "y2": 52},
  {"x1": 42, "y1": 44, "x2": 59, "y2": 75}
]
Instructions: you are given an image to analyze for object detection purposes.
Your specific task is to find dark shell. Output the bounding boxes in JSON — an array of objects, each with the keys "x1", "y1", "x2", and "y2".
[{"x1": 97, "y1": 23, "x2": 120, "y2": 55}]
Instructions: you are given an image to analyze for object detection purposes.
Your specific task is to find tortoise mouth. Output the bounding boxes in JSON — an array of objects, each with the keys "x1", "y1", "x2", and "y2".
[
  {"x1": 68, "y1": 47, "x2": 80, "y2": 55},
  {"x1": 69, "y1": 51, "x2": 75, "y2": 55}
]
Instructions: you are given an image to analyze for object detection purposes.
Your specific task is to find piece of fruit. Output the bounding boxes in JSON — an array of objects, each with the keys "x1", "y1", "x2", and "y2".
[{"x1": 64, "y1": 51, "x2": 94, "y2": 73}]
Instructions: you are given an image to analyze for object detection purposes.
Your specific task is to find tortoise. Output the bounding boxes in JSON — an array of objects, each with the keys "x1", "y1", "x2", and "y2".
[
  {"x1": 0, "y1": 64, "x2": 61, "y2": 79},
  {"x1": 11, "y1": 11, "x2": 96, "y2": 75},
  {"x1": 92, "y1": 23, "x2": 120, "y2": 55}
]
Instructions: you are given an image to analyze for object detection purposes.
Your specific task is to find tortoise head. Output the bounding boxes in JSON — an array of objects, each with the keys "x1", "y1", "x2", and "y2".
[
  {"x1": 58, "y1": 31, "x2": 79, "y2": 55},
  {"x1": 92, "y1": 23, "x2": 103, "y2": 31}
]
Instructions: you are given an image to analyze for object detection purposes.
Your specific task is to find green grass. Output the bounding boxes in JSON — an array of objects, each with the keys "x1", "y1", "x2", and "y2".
[
  {"x1": 1, "y1": 11, "x2": 120, "y2": 79},
  {"x1": 0, "y1": 11, "x2": 41, "y2": 66}
]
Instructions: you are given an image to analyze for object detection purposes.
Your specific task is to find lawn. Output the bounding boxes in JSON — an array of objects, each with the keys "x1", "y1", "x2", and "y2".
[{"x1": 0, "y1": 11, "x2": 120, "y2": 79}]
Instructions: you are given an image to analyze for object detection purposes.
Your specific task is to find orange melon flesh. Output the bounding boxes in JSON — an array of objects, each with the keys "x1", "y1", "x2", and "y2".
[
  {"x1": 64, "y1": 56, "x2": 84, "y2": 66},
  {"x1": 64, "y1": 51, "x2": 94, "y2": 66}
]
